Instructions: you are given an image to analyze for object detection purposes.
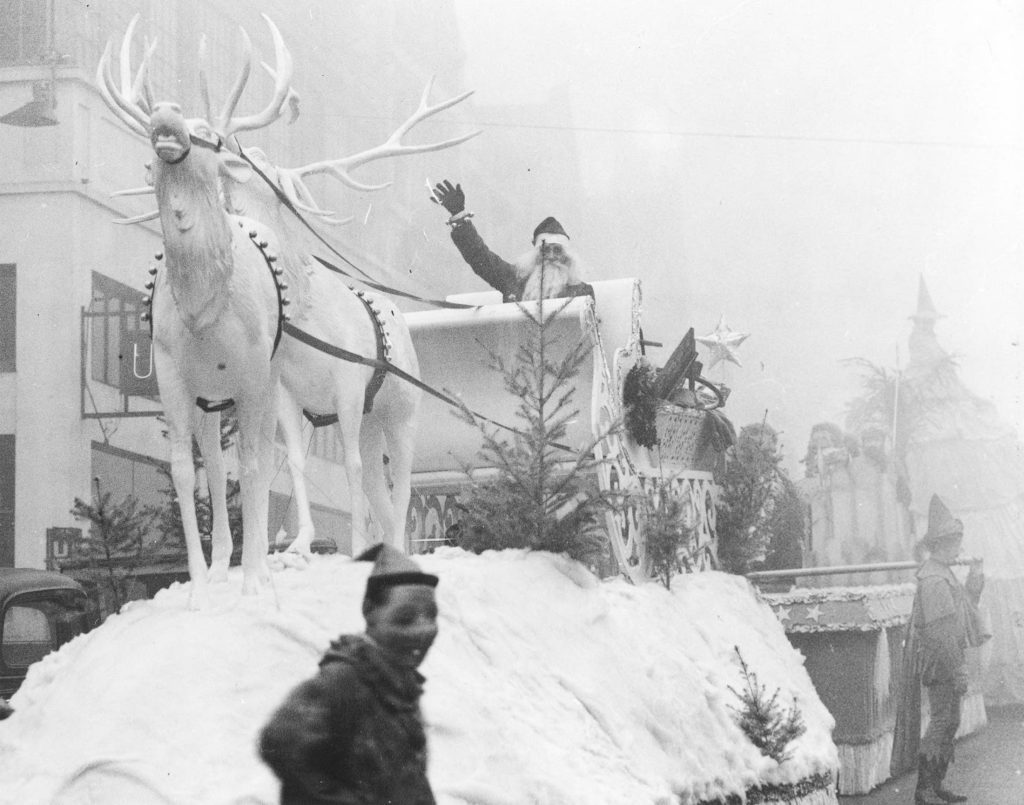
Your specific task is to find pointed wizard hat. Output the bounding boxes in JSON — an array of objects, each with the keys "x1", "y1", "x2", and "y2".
[
  {"x1": 357, "y1": 543, "x2": 438, "y2": 600},
  {"x1": 922, "y1": 494, "x2": 963, "y2": 547}
]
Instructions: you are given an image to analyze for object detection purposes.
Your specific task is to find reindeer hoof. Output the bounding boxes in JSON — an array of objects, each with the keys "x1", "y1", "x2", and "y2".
[
  {"x1": 271, "y1": 550, "x2": 310, "y2": 570},
  {"x1": 285, "y1": 538, "x2": 313, "y2": 558},
  {"x1": 208, "y1": 561, "x2": 230, "y2": 584},
  {"x1": 187, "y1": 584, "x2": 210, "y2": 611},
  {"x1": 241, "y1": 576, "x2": 263, "y2": 596}
]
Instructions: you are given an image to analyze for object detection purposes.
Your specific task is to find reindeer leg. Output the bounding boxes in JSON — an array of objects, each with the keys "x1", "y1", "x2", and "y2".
[
  {"x1": 199, "y1": 412, "x2": 232, "y2": 582},
  {"x1": 278, "y1": 383, "x2": 315, "y2": 557},
  {"x1": 359, "y1": 420, "x2": 393, "y2": 546},
  {"x1": 235, "y1": 396, "x2": 275, "y2": 595},
  {"x1": 336, "y1": 396, "x2": 367, "y2": 556},
  {"x1": 155, "y1": 359, "x2": 209, "y2": 609},
  {"x1": 372, "y1": 316, "x2": 420, "y2": 552},
  {"x1": 381, "y1": 411, "x2": 418, "y2": 551}
]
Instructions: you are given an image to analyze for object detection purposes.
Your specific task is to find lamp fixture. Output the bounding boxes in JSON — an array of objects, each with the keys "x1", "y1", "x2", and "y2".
[{"x1": 1, "y1": 80, "x2": 58, "y2": 128}]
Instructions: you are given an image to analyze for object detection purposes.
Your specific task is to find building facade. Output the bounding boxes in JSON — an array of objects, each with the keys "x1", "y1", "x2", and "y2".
[{"x1": 0, "y1": 0, "x2": 480, "y2": 567}]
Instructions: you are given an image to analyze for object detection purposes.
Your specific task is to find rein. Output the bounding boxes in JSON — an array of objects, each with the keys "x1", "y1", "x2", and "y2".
[
  {"x1": 234, "y1": 144, "x2": 479, "y2": 311},
  {"x1": 142, "y1": 137, "x2": 573, "y2": 449},
  {"x1": 280, "y1": 321, "x2": 574, "y2": 452}
]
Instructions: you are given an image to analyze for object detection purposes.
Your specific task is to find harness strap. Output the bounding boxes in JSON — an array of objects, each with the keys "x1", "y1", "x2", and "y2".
[
  {"x1": 352, "y1": 290, "x2": 389, "y2": 414},
  {"x1": 247, "y1": 228, "x2": 287, "y2": 360},
  {"x1": 282, "y1": 322, "x2": 574, "y2": 452},
  {"x1": 142, "y1": 225, "x2": 286, "y2": 413},
  {"x1": 303, "y1": 410, "x2": 338, "y2": 428},
  {"x1": 301, "y1": 289, "x2": 388, "y2": 425},
  {"x1": 310, "y1": 255, "x2": 478, "y2": 311},
  {"x1": 196, "y1": 397, "x2": 234, "y2": 413}
]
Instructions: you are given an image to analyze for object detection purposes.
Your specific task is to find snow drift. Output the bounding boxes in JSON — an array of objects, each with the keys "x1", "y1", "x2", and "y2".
[{"x1": 0, "y1": 550, "x2": 837, "y2": 804}]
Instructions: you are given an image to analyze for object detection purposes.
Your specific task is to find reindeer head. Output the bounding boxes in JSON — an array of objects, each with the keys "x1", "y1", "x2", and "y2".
[
  {"x1": 97, "y1": 14, "x2": 293, "y2": 181},
  {"x1": 148, "y1": 103, "x2": 199, "y2": 164}
]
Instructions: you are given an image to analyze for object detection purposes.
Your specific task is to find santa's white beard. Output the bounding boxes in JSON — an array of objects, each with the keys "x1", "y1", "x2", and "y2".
[{"x1": 514, "y1": 246, "x2": 583, "y2": 300}]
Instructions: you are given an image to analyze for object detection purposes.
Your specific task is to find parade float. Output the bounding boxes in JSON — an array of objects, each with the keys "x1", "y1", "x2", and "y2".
[
  {"x1": 0, "y1": 13, "x2": 847, "y2": 804},
  {"x1": 404, "y1": 279, "x2": 727, "y2": 583}
]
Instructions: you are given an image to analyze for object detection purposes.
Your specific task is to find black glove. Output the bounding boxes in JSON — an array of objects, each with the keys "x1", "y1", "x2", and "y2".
[{"x1": 431, "y1": 180, "x2": 465, "y2": 215}]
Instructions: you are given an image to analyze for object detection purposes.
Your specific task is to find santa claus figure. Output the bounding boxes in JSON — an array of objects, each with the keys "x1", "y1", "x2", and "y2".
[{"x1": 431, "y1": 179, "x2": 594, "y2": 303}]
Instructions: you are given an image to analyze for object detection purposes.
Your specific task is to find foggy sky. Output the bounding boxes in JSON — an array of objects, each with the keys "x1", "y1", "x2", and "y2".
[{"x1": 449, "y1": 0, "x2": 1024, "y2": 472}]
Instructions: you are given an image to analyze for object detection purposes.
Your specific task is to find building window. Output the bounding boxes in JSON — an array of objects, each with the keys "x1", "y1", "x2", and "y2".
[
  {"x1": 90, "y1": 272, "x2": 145, "y2": 390},
  {"x1": 0, "y1": 266, "x2": 14, "y2": 373},
  {"x1": 91, "y1": 442, "x2": 169, "y2": 513},
  {"x1": 0, "y1": 0, "x2": 50, "y2": 66}
]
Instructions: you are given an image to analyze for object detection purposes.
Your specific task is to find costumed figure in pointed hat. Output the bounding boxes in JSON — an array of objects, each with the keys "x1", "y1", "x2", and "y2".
[
  {"x1": 891, "y1": 495, "x2": 988, "y2": 804},
  {"x1": 259, "y1": 545, "x2": 440, "y2": 804},
  {"x1": 430, "y1": 179, "x2": 594, "y2": 302}
]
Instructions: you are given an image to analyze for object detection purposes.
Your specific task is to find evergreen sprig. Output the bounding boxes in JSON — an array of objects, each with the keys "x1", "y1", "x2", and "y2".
[
  {"x1": 728, "y1": 646, "x2": 806, "y2": 764},
  {"x1": 69, "y1": 490, "x2": 164, "y2": 616},
  {"x1": 643, "y1": 490, "x2": 689, "y2": 589}
]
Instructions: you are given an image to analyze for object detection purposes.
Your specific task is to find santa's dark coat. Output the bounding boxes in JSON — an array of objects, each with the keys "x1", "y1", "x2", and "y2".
[
  {"x1": 259, "y1": 634, "x2": 435, "y2": 805},
  {"x1": 450, "y1": 220, "x2": 593, "y2": 303}
]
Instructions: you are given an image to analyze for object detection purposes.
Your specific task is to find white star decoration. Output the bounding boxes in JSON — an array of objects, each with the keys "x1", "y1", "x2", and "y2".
[
  {"x1": 804, "y1": 605, "x2": 823, "y2": 623},
  {"x1": 696, "y1": 315, "x2": 750, "y2": 370},
  {"x1": 775, "y1": 607, "x2": 792, "y2": 623}
]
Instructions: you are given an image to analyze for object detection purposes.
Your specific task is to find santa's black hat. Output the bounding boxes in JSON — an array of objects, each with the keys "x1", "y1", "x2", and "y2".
[
  {"x1": 921, "y1": 494, "x2": 963, "y2": 548},
  {"x1": 532, "y1": 216, "x2": 569, "y2": 244},
  {"x1": 357, "y1": 543, "x2": 438, "y2": 600}
]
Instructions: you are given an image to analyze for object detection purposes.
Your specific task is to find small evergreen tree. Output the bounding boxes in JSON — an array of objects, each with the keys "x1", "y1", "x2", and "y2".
[
  {"x1": 452, "y1": 293, "x2": 621, "y2": 571},
  {"x1": 729, "y1": 646, "x2": 806, "y2": 764},
  {"x1": 642, "y1": 489, "x2": 689, "y2": 589},
  {"x1": 69, "y1": 485, "x2": 164, "y2": 616},
  {"x1": 716, "y1": 422, "x2": 804, "y2": 575}
]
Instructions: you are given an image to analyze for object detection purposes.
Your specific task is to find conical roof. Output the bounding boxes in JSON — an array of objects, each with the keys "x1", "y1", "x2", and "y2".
[{"x1": 910, "y1": 275, "x2": 943, "y2": 323}]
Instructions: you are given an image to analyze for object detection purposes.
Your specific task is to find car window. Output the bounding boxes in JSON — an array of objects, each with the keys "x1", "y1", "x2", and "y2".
[{"x1": 2, "y1": 602, "x2": 56, "y2": 668}]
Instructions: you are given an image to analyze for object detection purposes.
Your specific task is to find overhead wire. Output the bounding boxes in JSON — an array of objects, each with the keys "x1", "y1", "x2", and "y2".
[{"x1": 319, "y1": 113, "x2": 1024, "y2": 152}]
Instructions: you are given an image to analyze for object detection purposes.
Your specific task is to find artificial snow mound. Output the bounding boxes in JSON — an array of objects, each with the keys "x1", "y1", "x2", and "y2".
[{"x1": 0, "y1": 550, "x2": 837, "y2": 804}]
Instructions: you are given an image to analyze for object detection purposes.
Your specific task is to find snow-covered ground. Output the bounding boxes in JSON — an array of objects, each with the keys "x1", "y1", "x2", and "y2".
[{"x1": 0, "y1": 550, "x2": 837, "y2": 804}]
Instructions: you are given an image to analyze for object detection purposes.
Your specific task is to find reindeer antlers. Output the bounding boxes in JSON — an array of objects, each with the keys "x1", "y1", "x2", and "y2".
[
  {"x1": 199, "y1": 14, "x2": 295, "y2": 139},
  {"x1": 274, "y1": 76, "x2": 481, "y2": 220},
  {"x1": 100, "y1": 13, "x2": 294, "y2": 142},
  {"x1": 96, "y1": 14, "x2": 156, "y2": 138}
]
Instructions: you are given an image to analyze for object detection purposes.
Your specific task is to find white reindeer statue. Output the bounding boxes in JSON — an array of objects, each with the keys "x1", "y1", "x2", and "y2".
[
  {"x1": 97, "y1": 17, "x2": 295, "y2": 607},
  {"x1": 101, "y1": 16, "x2": 480, "y2": 565},
  {"x1": 209, "y1": 84, "x2": 479, "y2": 556}
]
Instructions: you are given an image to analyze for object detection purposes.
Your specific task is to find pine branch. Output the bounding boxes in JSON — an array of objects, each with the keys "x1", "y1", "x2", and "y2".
[{"x1": 728, "y1": 646, "x2": 806, "y2": 763}]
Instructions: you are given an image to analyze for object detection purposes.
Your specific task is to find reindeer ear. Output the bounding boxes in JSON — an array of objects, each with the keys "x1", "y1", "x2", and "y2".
[{"x1": 219, "y1": 152, "x2": 253, "y2": 184}]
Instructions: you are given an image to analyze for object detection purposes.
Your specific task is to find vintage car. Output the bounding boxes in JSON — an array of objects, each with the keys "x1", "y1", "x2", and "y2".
[{"x1": 0, "y1": 569, "x2": 96, "y2": 703}]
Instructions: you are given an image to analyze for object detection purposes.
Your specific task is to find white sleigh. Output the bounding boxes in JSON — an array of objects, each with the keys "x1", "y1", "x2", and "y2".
[{"x1": 403, "y1": 278, "x2": 721, "y2": 582}]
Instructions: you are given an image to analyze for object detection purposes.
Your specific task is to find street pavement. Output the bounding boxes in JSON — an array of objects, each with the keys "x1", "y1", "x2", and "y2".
[{"x1": 839, "y1": 706, "x2": 1024, "y2": 805}]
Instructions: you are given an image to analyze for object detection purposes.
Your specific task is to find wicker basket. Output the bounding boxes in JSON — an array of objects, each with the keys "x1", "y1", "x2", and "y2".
[{"x1": 654, "y1": 404, "x2": 706, "y2": 466}]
